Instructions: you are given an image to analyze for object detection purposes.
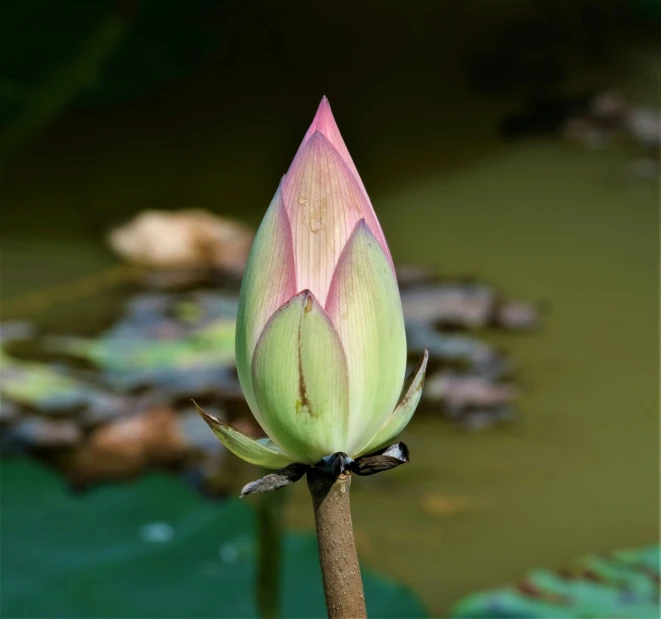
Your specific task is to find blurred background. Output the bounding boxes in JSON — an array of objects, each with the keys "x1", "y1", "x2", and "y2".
[{"x1": 1, "y1": 1, "x2": 659, "y2": 618}]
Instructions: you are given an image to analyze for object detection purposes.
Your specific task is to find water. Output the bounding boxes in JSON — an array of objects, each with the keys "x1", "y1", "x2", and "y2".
[
  {"x1": 297, "y1": 196, "x2": 326, "y2": 232},
  {"x1": 309, "y1": 206, "x2": 326, "y2": 233},
  {"x1": 1, "y1": 89, "x2": 657, "y2": 617},
  {"x1": 309, "y1": 199, "x2": 327, "y2": 233}
]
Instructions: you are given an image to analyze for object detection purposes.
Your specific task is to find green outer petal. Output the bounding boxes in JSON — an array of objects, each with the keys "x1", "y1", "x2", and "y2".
[
  {"x1": 194, "y1": 402, "x2": 295, "y2": 469},
  {"x1": 251, "y1": 290, "x2": 350, "y2": 464},
  {"x1": 356, "y1": 349, "x2": 429, "y2": 456},
  {"x1": 325, "y1": 220, "x2": 408, "y2": 456},
  {"x1": 235, "y1": 182, "x2": 296, "y2": 436}
]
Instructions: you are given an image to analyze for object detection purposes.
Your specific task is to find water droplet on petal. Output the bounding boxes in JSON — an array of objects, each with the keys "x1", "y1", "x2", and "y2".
[
  {"x1": 298, "y1": 197, "x2": 309, "y2": 206},
  {"x1": 309, "y1": 201, "x2": 326, "y2": 233}
]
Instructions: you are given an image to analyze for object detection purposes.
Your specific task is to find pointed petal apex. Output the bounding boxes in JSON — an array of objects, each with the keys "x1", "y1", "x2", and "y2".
[
  {"x1": 356, "y1": 349, "x2": 428, "y2": 456},
  {"x1": 283, "y1": 131, "x2": 394, "y2": 303},
  {"x1": 302, "y1": 97, "x2": 355, "y2": 172},
  {"x1": 194, "y1": 401, "x2": 295, "y2": 469},
  {"x1": 300, "y1": 99, "x2": 391, "y2": 259}
]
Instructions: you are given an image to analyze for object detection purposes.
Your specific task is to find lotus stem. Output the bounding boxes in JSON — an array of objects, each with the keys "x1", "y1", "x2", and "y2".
[
  {"x1": 256, "y1": 485, "x2": 284, "y2": 619},
  {"x1": 307, "y1": 469, "x2": 367, "y2": 619}
]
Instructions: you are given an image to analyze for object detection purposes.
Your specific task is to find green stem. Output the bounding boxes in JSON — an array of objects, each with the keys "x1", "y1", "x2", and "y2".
[{"x1": 255, "y1": 481, "x2": 286, "y2": 619}]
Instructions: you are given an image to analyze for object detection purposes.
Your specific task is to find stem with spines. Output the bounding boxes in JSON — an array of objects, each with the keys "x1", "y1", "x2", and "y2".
[{"x1": 307, "y1": 469, "x2": 367, "y2": 619}]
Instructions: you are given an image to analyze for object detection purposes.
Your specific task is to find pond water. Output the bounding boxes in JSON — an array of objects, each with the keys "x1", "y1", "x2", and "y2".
[
  {"x1": 287, "y1": 141, "x2": 659, "y2": 613},
  {"x1": 1, "y1": 62, "x2": 658, "y2": 615}
]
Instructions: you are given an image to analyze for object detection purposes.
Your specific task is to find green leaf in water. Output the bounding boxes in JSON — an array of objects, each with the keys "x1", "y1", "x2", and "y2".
[{"x1": 0, "y1": 459, "x2": 427, "y2": 619}]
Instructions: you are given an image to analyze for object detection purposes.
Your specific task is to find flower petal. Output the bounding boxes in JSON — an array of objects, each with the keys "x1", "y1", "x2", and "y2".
[
  {"x1": 303, "y1": 97, "x2": 394, "y2": 268},
  {"x1": 356, "y1": 350, "x2": 428, "y2": 456},
  {"x1": 194, "y1": 402, "x2": 295, "y2": 469},
  {"x1": 325, "y1": 220, "x2": 408, "y2": 456},
  {"x1": 301, "y1": 97, "x2": 361, "y2": 185},
  {"x1": 299, "y1": 98, "x2": 391, "y2": 261},
  {"x1": 282, "y1": 131, "x2": 392, "y2": 305},
  {"x1": 251, "y1": 290, "x2": 350, "y2": 464},
  {"x1": 235, "y1": 182, "x2": 296, "y2": 432}
]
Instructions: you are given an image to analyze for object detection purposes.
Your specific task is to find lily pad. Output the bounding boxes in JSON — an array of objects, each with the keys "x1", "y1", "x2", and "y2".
[
  {"x1": 450, "y1": 545, "x2": 660, "y2": 619},
  {"x1": 0, "y1": 459, "x2": 427, "y2": 619},
  {"x1": 46, "y1": 320, "x2": 238, "y2": 394},
  {"x1": 0, "y1": 352, "x2": 128, "y2": 422}
]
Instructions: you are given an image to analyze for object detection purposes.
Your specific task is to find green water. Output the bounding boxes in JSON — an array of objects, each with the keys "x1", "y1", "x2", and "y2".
[{"x1": 1, "y1": 68, "x2": 658, "y2": 616}]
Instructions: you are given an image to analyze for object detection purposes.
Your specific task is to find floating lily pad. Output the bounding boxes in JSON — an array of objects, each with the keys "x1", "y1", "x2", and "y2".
[
  {"x1": 0, "y1": 398, "x2": 21, "y2": 423},
  {"x1": 406, "y1": 319, "x2": 509, "y2": 379},
  {"x1": 46, "y1": 320, "x2": 238, "y2": 394},
  {"x1": 0, "y1": 321, "x2": 35, "y2": 344},
  {"x1": 401, "y1": 284, "x2": 494, "y2": 328},
  {"x1": 450, "y1": 545, "x2": 660, "y2": 619},
  {"x1": 4, "y1": 416, "x2": 82, "y2": 452},
  {"x1": 0, "y1": 459, "x2": 427, "y2": 619},
  {"x1": 102, "y1": 293, "x2": 183, "y2": 340},
  {"x1": 0, "y1": 353, "x2": 127, "y2": 419},
  {"x1": 102, "y1": 292, "x2": 240, "y2": 340},
  {"x1": 0, "y1": 353, "x2": 90, "y2": 411}
]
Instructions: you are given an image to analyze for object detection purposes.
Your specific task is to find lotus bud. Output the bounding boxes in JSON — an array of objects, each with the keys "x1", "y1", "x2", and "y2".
[{"x1": 198, "y1": 97, "x2": 427, "y2": 475}]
